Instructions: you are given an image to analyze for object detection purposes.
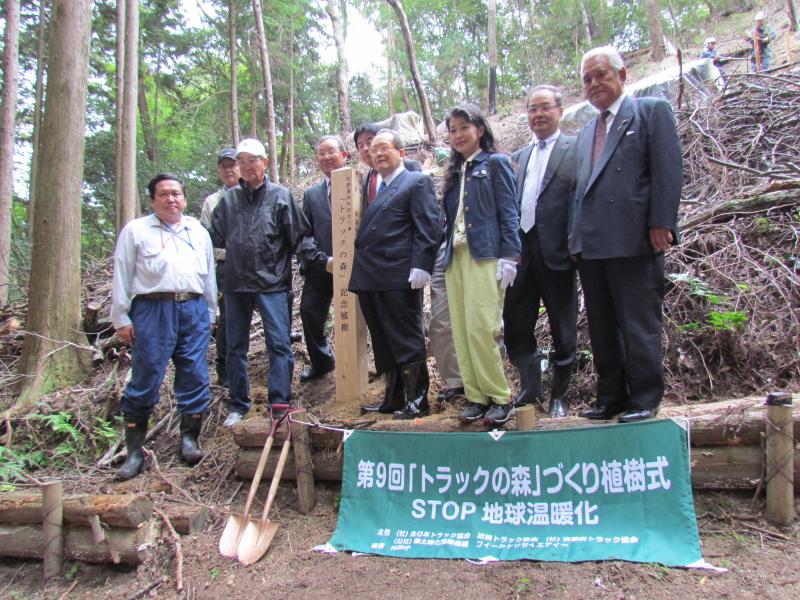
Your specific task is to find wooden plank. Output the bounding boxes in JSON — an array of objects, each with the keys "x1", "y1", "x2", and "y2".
[
  {"x1": 235, "y1": 449, "x2": 342, "y2": 482},
  {"x1": 330, "y1": 166, "x2": 368, "y2": 408},
  {"x1": 291, "y1": 409, "x2": 316, "y2": 514}
]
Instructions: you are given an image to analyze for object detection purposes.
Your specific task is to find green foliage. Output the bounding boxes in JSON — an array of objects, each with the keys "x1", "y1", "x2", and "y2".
[{"x1": 669, "y1": 273, "x2": 751, "y2": 333}]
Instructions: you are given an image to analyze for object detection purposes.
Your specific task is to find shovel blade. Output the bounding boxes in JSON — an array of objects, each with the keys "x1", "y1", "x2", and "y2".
[
  {"x1": 237, "y1": 519, "x2": 279, "y2": 565},
  {"x1": 218, "y1": 515, "x2": 246, "y2": 558}
]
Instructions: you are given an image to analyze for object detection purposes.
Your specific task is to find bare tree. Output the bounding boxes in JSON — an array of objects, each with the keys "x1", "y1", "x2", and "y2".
[
  {"x1": 15, "y1": 0, "x2": 93, "y2": 406},
  {"x1": 27, "y1": 0, "x2": 48, "y2": 239},
  {"x1": 288, "y1": 18, "x2": 296, "y2": 180},
  {"x1": 117, "y1": 0, "x2": 139, "y2": 234},
  {"x1": 386, "y1": 18, "x2": 395, "y2": 115},
  {"x1": 250, "y1": 0, "x2": 279, "y2": 181},
  {"x1": 326, "y1": 0, "x2": 353, "y2": 142},
  {"x1": 788, "y1": 0, "x2": 799, "y2": 31},
  {"x1": 137, "y1": 69, "x2": 157, "y2": 162},
  {"x1": 645, "y1": 0, "x2": 667, "y2": 62},
  {"x1": 487, "y1": 0, "x2": 498, "y2": 114},
  {"x1": 229, "y1": 0, "x2": 240, "y2": 146},
  {"x1": 0, "y1": 0, "x2": 21, "y2": 305},
  {"x1": 385, "y1": 0, "x2": 437, "y2": 144}
]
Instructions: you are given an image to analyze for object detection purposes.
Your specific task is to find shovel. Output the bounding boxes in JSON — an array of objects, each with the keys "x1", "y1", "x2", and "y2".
[
  {"x1": 218, "y1": 407, "x2": 288, "y2": 557},
  {"x1": 236, "y1": 431, "x2": 292, "y2": 565}
]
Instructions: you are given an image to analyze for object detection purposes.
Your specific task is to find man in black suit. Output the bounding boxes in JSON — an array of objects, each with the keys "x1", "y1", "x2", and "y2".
[
  {"x1": 503, "y1": 85, "x2": 577, "y2": 418},
  {"x1": 570, "y1": 46, "x2": 682, "y2": 423},
  {"x1": 349, "y1": 129, "x2": 440, "y2": 420},
  {"x1": 354, "y1": 123, "x2": 422, "y2": 209},
  {"x1": 297, "y1": 136, "x2": 346, "y2": 383}
]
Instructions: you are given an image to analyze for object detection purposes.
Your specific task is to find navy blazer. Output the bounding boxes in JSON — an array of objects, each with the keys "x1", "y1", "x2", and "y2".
[
  {"x1": 442, "y1": 152, "x2": 520, "y2": 270},
  {"x1": 569, "y1": 95, "x2": 682, "y2": 259},
  {"x1": 512, "y1": 134, "x2": 577, "y2": 271},
  {"x1": 298, "y1": 180, "x2": 332, "y2": 276},
  {"x1": 349, "y1": 169, "x2": 440, "y2": 292}
]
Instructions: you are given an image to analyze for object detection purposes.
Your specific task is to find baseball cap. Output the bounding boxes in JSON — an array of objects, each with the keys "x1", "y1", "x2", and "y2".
[
  {"x1": 236, "y1": 138, "x2": 267, "y2": 158},
  {"x1": 217, "y1": 148, "x2": 237, "y2": 163},
  {"x1": 754, "y1": 11, "x2": 765, "y2": 20}
]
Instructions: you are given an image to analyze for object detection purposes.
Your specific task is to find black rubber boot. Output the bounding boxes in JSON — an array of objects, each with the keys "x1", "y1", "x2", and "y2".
[
  {"x1": 179, "y1": 413, "x2": 204, "y2": 465},
  {"x1": 116, "y1": 417, "x2": 148, "y2": 481},
  {"x1": 548, "y1": 364, "x2": 572, "y2": 418},
  {"x1": 394, "y1": 362, "x2": 430, "y2": 420},
  {"x1": 361, "y1": 370, "x2": 404, "y2": 414},
  {"x1": 510, "y1": 352, "x2": 544, "y2": 408}
]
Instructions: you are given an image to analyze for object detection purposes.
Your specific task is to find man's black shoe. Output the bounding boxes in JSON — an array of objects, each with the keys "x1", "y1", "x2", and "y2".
[
  {"x1": 458, "y1": 402, "x2": 488, "y2": 422},
  {"x1": 483, "y1": 403, "x2": 514, "y2": 426},
  {"x1": 290, "y1": 330, "x2": 303, "y2": 344},
  {"x1": 618, "y1": 408, "x2": 657, "y2": 423},
  {"x1": 300, "y1": 363, "x2": 334, "y2": 383},
  {"x1": 437, "y1": 386, "x2": 465, "y2": 403},
  {"x1": 579, "y1": 406, "x2": 623, "y2": 420}
]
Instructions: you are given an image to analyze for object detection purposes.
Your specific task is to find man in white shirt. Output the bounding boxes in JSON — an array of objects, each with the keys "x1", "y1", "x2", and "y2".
[
  {"x1": 200, "y1": 148, "x2": 239, "y2": 387},
  {"x1": 111, "y1": 173, "x2": 217, "y2": 480}
]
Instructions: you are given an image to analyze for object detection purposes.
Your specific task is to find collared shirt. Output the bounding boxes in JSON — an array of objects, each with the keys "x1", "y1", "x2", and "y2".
[
  {"x1": 522, "y1": 129, "x2": 560, "y2": 202},
  {"x1": 379, "y1": 163, "x2": 406, "y2": 190},
  {"x1": 452, "y1": 149, "x2": 482, "y2": 247},
  {"x1": 200, "y1": 185, "x2": 234, "y2": 262},
  {"x1": 600, "y1": 93, "x2": 627, "y2": 134},
  {"x1": 111, "y1": 213, "x2": 217, "y2": 328}
]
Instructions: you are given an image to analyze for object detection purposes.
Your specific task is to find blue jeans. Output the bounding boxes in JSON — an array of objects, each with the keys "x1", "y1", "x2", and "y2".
[
  {"x1": 121, "y1": 297, "x2": 211, "y2": 419},
  {"x1": 225, "y1": 291, "x2": 293, "y2": 414}
]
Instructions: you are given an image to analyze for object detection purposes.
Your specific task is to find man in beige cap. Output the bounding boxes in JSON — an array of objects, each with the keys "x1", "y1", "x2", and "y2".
[{"x1": 747, "y1": 11, "x2": 776, "y2": 71}]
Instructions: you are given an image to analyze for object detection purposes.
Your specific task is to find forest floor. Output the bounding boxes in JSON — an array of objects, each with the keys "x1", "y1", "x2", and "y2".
[{"x1": 2, "y1": 2, "x2": 800, "y2": 598}]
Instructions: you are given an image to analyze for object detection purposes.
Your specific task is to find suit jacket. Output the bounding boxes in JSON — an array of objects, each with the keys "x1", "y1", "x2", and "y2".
[
  {"x1": 361, "y1": 158, "x2": 422, "y2": 210},
  {"x1": 512, "y1": 134, "x2": 577, "y2": 271},
  {"x1": 349, "y1": 168, "x2": 440, "y2": 292},
  {"x1": 299, "y1": 180, "x2": 332, "y2": 276},
  {"x1": 569, "y1": 95, "x2": 682, "y2": 259}
]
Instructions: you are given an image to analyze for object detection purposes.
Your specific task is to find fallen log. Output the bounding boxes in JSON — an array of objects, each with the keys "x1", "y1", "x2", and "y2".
[
  {"x1": 232, "y1": 395, "x2": 800, "y2": 449},
  {"x1": 0, "y1": 493, "x2": 152, "y2": 528},
  {"x1": 161, "y1": 504, "x2": 208, "y2": 535},
  {"x1": 0, "y1": 519, "x2": 161, "y2": 565},
  {"x1": 236, "y1": 444, "x2": 800, "y2": 492}
]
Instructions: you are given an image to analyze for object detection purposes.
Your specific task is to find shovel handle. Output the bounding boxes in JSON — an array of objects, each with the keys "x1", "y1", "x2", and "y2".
[
  {"x1": 259, "y1": 437, "x2": 291, "y2": 526},
  {"x1": 240, "y1": 432, "x2": 275, "y2": 522}
]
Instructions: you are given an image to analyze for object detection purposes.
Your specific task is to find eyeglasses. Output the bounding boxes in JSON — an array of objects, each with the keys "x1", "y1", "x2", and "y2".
[
  {"x1": 528, "y1": 104, "x2": 558, "y2": 114},
  {"x1": 369, "y1": 143, "x2": 397, "y2": 154},
  {"x1": 236, "y1": 156, "x2": 264, "y2": 167}
]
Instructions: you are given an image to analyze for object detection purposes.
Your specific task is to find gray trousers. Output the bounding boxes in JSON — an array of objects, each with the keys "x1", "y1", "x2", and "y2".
[{"x1": 429, "y1": 243, "x2": 462, "y2": 388}]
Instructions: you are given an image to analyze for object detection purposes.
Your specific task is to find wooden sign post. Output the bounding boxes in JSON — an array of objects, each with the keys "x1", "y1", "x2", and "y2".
[{"x1": 330, "y1": 167, "x2": 368, "y2": 408}]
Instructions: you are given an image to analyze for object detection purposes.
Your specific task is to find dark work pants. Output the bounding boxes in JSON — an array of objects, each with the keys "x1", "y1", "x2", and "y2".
[
  {"x1": 121, "y1": 297, "x2": 211, "y2": 418},
  {"x1": 300, "y1": 271, "x2": 335, "y2": 370},
  {"x1": 503, "y1": 228, "x2": 577, "y2": 369},
  {"x1": 578, "y1": 254, "x2": 665, "y2": 412},
  {"x1": 214, "y1": 261, "x2": 227, "y2": 378},
  {"x1": 356, "y1": 289, "x2": 426, "y2": 375}
]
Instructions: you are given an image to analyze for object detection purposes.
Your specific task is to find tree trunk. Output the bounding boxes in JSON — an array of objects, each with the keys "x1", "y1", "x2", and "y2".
[
  {"x1": 788, "y1": 0, "x2": 799, "y2": 31},
  {"x1": 27, "y1": 0, "x2": 48, "y2": 240},
  {"x1": 645, "y1": 0, "x2": 667, "y2": 62},
  {"x1": 398, "y1": 61, "x2": 412, "y2": 111},
  {"x1": 0, "y1": 493, "x2": 152, "y2": 528},
  {"x1": 250, "y1": 0, "x2": 279, "y2": 182},
  {"x1": 385, "y1": 0, "x2": 437, "y2": 144},
  {"x1": 0, "y1": 0, "x2": 21, "y2": 306},
  {"x1": 14, "y1": 0, "x2": 93, "y2": 405},
  {"x1": 114, "y1": 0, "x2": 125, "y2": 235},
  {"x1": 487, "y1": 0, "x2": 498, "y2": 114},
  {"x1": 288, "y1": 19, "x2": 296, "y2": 181},
  {"x1": 117, "y1": 0, "x2": 139, "y2": 234},
  {"x1": 249, "y1": 72, "x2": 258, "y2": 138},
  {"x1": 579, "y1": 0, "x2": 595, "y2": 44},
  {"x1": 386, "y1": 18, "x2": 395, "y2": 115},
  {"x1": 326, "y1": 0, "x2": 353, "y2": 144},
  {"x1": 137, "y1": 70, "x2": 156, "y2": 163},
  {"x1": 278, "y1": 112, "x2": 288, "y2": 184},
  {"x1": 229, "y1": 0, "x2": 240, "y2": 146}
]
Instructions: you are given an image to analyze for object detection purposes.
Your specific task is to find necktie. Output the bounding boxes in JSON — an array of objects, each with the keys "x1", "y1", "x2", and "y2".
[
  {"x1": 327, "y1": 182, "x2": 331, "y2": 205},
  {"x1": 593, "y1": 110, "x2": 610, "y2": 167},
  {"x1": 377, "y1": 180, "x2": 386, "y2": 195},
  {"x1": 520, "y1": 140, "x2": 547, "y2": 233},
  {"x1": 368, "y1": 171, "x2": 378, "y2": 204}
]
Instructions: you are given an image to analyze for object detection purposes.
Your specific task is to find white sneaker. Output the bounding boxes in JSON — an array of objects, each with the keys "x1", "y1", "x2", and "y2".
[{"x1": 223, "y1": 411, "x2": 244, "y2": 428}]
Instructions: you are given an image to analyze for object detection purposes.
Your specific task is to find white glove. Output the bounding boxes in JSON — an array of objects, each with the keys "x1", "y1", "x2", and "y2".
[
  {"x1": 496, "y1": 258, "x2": 517, "y2": 290},
  {"x1": 325, "y1": 257, "x2": 333, "y2": 273},
  {"x1": 408, "y1": 268, "x2": 431, "y2": 289}
]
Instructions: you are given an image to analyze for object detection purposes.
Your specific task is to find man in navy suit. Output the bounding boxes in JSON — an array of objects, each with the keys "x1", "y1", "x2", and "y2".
[
  {"x1": 349, "y1": 129, "x2": 440, "y2": 420},
  {"x1": 354, "y1": 123, "x2": 422, "y2": 208},
  {"x1": 570, "y1": 46, "x2": 682, "y2": 423},
  {"x1": 297, "y1": 136, "x2": 346, "y2": 383},
  {"x1": 503, "y1": 85, "x2": 577, "y2": 418}
]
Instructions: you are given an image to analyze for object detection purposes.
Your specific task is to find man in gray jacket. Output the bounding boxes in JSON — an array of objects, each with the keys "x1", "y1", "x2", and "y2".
[{"x1": 211, "y1": 138, "x2": 316, "y2": 427}]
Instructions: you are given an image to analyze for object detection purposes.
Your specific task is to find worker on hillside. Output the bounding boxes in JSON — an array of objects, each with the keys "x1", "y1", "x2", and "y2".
[
  {"x1": 701, "y1": 37, "x2": 728, "y2": 79},
  {"x1": 745, "y1": 11, "x2": 776, "y2": 72},
  {"x1": 111, "y1": 173, "x2": 217, "y2": 480}
]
